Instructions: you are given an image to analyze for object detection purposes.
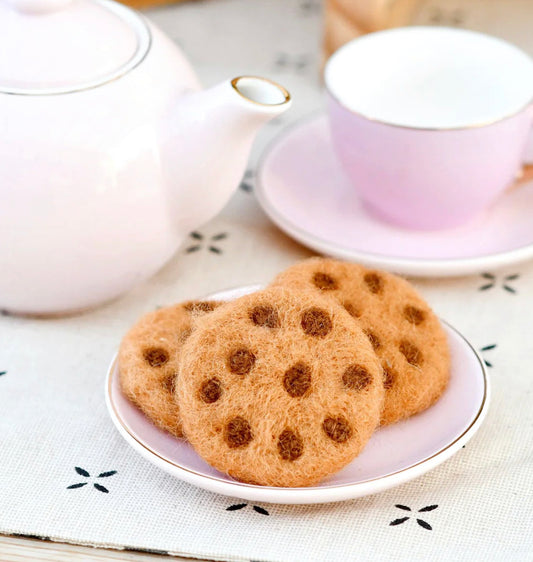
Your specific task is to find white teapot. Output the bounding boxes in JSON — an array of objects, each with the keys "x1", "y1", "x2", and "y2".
[{"x1": 0, "y1": 0, "x2": 291, "y2": 315}]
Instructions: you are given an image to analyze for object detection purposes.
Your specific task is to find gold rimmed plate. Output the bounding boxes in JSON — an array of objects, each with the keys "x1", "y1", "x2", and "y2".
[{"x1": 105, "y1": 285, "x2": 489, "y2": 504}]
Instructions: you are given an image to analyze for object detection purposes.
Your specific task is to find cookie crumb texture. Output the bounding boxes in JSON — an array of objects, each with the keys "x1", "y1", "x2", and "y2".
[
  {"x1": 119, "y1": 300, "x2": 222, "y2": 438},
  {"x1": 272, "y1": 258, "x2": 450, "y2": 426},
  {"x1": 177, "y1": 287, "x2": 384, "y2": 487}
]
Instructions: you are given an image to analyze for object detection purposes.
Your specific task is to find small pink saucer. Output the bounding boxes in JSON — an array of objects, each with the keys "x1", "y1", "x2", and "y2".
[
  {"x1": 105, "y1": 286, "x2": 489, "y2": 505},
  {"x1": 256, "y1": 115, "x2": 533, "y2": 277}
]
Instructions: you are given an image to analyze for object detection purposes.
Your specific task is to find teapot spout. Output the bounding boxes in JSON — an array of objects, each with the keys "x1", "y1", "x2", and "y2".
[
  {"x1": 228, "y1": 75, "x2": 291, "y2": 112},
  {"x1": 161, "y1": 76, "x2": 291, "y2": 234}
]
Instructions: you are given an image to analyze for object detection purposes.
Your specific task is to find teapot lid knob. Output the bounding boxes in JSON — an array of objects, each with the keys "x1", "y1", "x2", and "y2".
[{"x1": 6, "y1": 0, "x2": 72, "y2": 14}]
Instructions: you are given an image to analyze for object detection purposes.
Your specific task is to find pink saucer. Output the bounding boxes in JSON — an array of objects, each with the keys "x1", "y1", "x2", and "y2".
[{"x1": 256, "y1": 115, "x2": 533, "y2": 277}]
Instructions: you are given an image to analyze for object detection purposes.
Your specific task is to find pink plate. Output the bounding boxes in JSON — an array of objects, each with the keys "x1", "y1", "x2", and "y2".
[
  {"x1": 256, "y1": 115, "x2": 533, "y2": 277},
  {"x1": 105, "y1": 285, "x2": 489, "y2": 504}
]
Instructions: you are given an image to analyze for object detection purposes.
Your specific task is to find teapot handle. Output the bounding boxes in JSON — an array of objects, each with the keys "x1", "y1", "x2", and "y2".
[{"x1": 5, "y1": 0, "x2": 72, "y2": 14}]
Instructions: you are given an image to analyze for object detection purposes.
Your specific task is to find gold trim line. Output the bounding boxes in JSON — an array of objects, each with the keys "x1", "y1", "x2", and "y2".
[
  {"x1": 231, "y1": 76, "x2": 291, "y2": 107},
  {"x1": 326, "y1": 84, "x2": 533, "y2": 131},
  {"x1": 0, "y1": 0, "x2": 152, "y2": 97}
]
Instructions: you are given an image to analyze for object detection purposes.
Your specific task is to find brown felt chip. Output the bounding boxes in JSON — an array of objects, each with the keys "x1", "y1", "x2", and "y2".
[
  {"x1": 184, "y1": 300, "x2": 219, "y2": 314},
  {"x1": 199, "y1": 378, "x2": 223, "y2": 404},
  {"x1": 228, "y1": 348, "x2": 256, "y2": 375},
  {"x1": 313, "y1": 271, "x2": 338, "y2": 291},
  {"x1": 363, "y1": 330, "x2": 381, "y2": 351},
  {"x1": 225, "y1": 416, "x2": 253, "y2": 448},
  {"x1": 177, "y1": 286, "x2": 384, "y2": 487},
  {"x1": 342, "y1": 364, "x2": 372, "y2": 391},
  {"x1": 249, "y1": 305, "x2": 280, "y2": 328},
  {"x1": 383, "y1": 367, "x2": 395, "y2": 390},
  {"x1": 322, "y1": 416, "x2": 352, "y2": 443},
  {"x1": 343, "y1": 301, "x2": 361, "y2": 318},
  {"x1": 162, "y1": 373, "x2": 177, "y2": 394},
  {"x1": 143, "y1": 347, "x2": 169, "y2": 367},
  {"x1": 363, "y1": 272, "x2": 384, "y2": 295},
  {"x1": 403, "y1": 305, "x2": 426, "y2": 326},
  {"x1": 118, "y1": 299, "x2": 223, "y2": 438},
  {"x1": 399, "y1": 340, "x2": 423, "y2": 367},
  {"x1": 277, "y1": 429, "x2": 304, "y2": 461},
  {"x1": 301, "y1": 307, "x2": 333, "y2": 337},
  {"x1": 283, "y1": 362, "x2": 312, "y2": 397},
  {"x1": 271, "y1": 258, "x2": 450, "y2": 426}
]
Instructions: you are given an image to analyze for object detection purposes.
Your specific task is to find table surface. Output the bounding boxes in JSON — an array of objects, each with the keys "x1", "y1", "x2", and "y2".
[
  {"x1": 0, "y1": 535, "x2": 207, "y2": 561},
  {"x1": 2, "y1": 0, "x2": 533, "y2": 560}
]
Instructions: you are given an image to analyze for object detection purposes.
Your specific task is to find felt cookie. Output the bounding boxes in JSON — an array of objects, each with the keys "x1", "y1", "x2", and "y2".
[
  {"x1": 119, "y1": 300, "x2": 222, "y2": 438},
  {"x1": 271, "y1": 258, "x2": 450, "y2": 426},
  {"x1": 177, "y1": 287, "x2": 384, "y2": 487}
]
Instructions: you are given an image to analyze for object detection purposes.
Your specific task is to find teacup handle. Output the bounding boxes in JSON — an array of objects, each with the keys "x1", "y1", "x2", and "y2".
[
  {"x1": 510, "y1": 106, "x2": 533, "y2": 189},
  {"x1": 515, "y1": 164, "x2": 533, "y2": 187}
]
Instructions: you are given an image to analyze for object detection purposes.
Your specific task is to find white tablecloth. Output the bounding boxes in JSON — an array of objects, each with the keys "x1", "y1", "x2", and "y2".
[{"x1": 1, "y1": 1, "x2": 532, "y2": 560}]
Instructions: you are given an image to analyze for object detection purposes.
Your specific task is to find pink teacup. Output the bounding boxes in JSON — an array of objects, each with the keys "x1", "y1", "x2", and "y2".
[{"x1": 325, "y1": 27, "x2": 533, "y2": 230}]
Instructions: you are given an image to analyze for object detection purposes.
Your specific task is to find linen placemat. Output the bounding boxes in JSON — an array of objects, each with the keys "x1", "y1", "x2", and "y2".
[{"x1": 1, "y1": 1, "x2": 533, "y2": 560}]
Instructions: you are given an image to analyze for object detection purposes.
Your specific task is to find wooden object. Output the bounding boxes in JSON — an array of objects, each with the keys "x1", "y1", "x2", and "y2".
[
  {"x1": 324, "y1": 0, "x2": 421, "y2": 60},
  {"x1": 120, "y1": 0, "x2": 190, "y2": 10},
  {"x1": 0, "y1": 534, "x2": 209, "y2": 562}
]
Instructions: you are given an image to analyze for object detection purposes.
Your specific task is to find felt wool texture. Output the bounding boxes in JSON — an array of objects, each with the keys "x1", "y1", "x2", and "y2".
[
  {"x1": 118, "y1": 300, "x2": 223, "y2": 438},
  {"x1": 271, "y1": 258, "x2": 450, "y2": 426},
  {"x1": 177, "y1": 286, "x2": 384, "y2": 487}
]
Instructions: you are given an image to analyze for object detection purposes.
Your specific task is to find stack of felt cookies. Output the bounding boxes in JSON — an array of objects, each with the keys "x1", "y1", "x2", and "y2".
[{"x1": 119, "y1": 258, "x2": 450, "y2": 487}]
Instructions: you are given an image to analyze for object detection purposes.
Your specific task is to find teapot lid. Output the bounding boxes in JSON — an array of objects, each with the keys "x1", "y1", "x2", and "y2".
[{"x1": 0, "y1": 0, "x2": 150, "y2": 95}]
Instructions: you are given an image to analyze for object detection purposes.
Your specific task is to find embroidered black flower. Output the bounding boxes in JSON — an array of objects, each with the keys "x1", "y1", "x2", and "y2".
[
  {"x1": 389, "y1": 504, "x2": 438, "y2": 530},
  {"x1": 479, "y1": 344, "x2": 497, "y2": 368},
  {"x1": 479, "y1": 273, "x2": 519, "y2": 293},
  {"x1": 429, "y1": 7, "x2": 463, "y2": 25},
  {"x1": 226, "y1": 503, "x2": 269, "y2": 516},
  {"x1": 185, "y1": 231, "x2": 228, "y2": 255},
  {"x1": 240, "y1": 170, "x2": 254, "y2": 193},
  {"x1": 67, "y1": 467, "x2": 117, "y2": 493},
  {"x1": 266, "y1": 116, "x2": 287, "y2": 129},
  {"x1": 226, "y1": 503, "x2": 247, "y2": 511},
  {"x1": 300, "y1": 0, "x2": 320, "y2": 15},
  {"x1": 274, "y1": 53, "x2": 310, "y2": 73}
]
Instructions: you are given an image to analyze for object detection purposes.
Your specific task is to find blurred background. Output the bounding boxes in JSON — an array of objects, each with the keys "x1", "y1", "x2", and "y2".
[
  {"x1": 125, "y1": 0, "x2": 533, "y2": 172},
  {"x1": 131, "y1": 0, "x2": 533, "y2": 65}
]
